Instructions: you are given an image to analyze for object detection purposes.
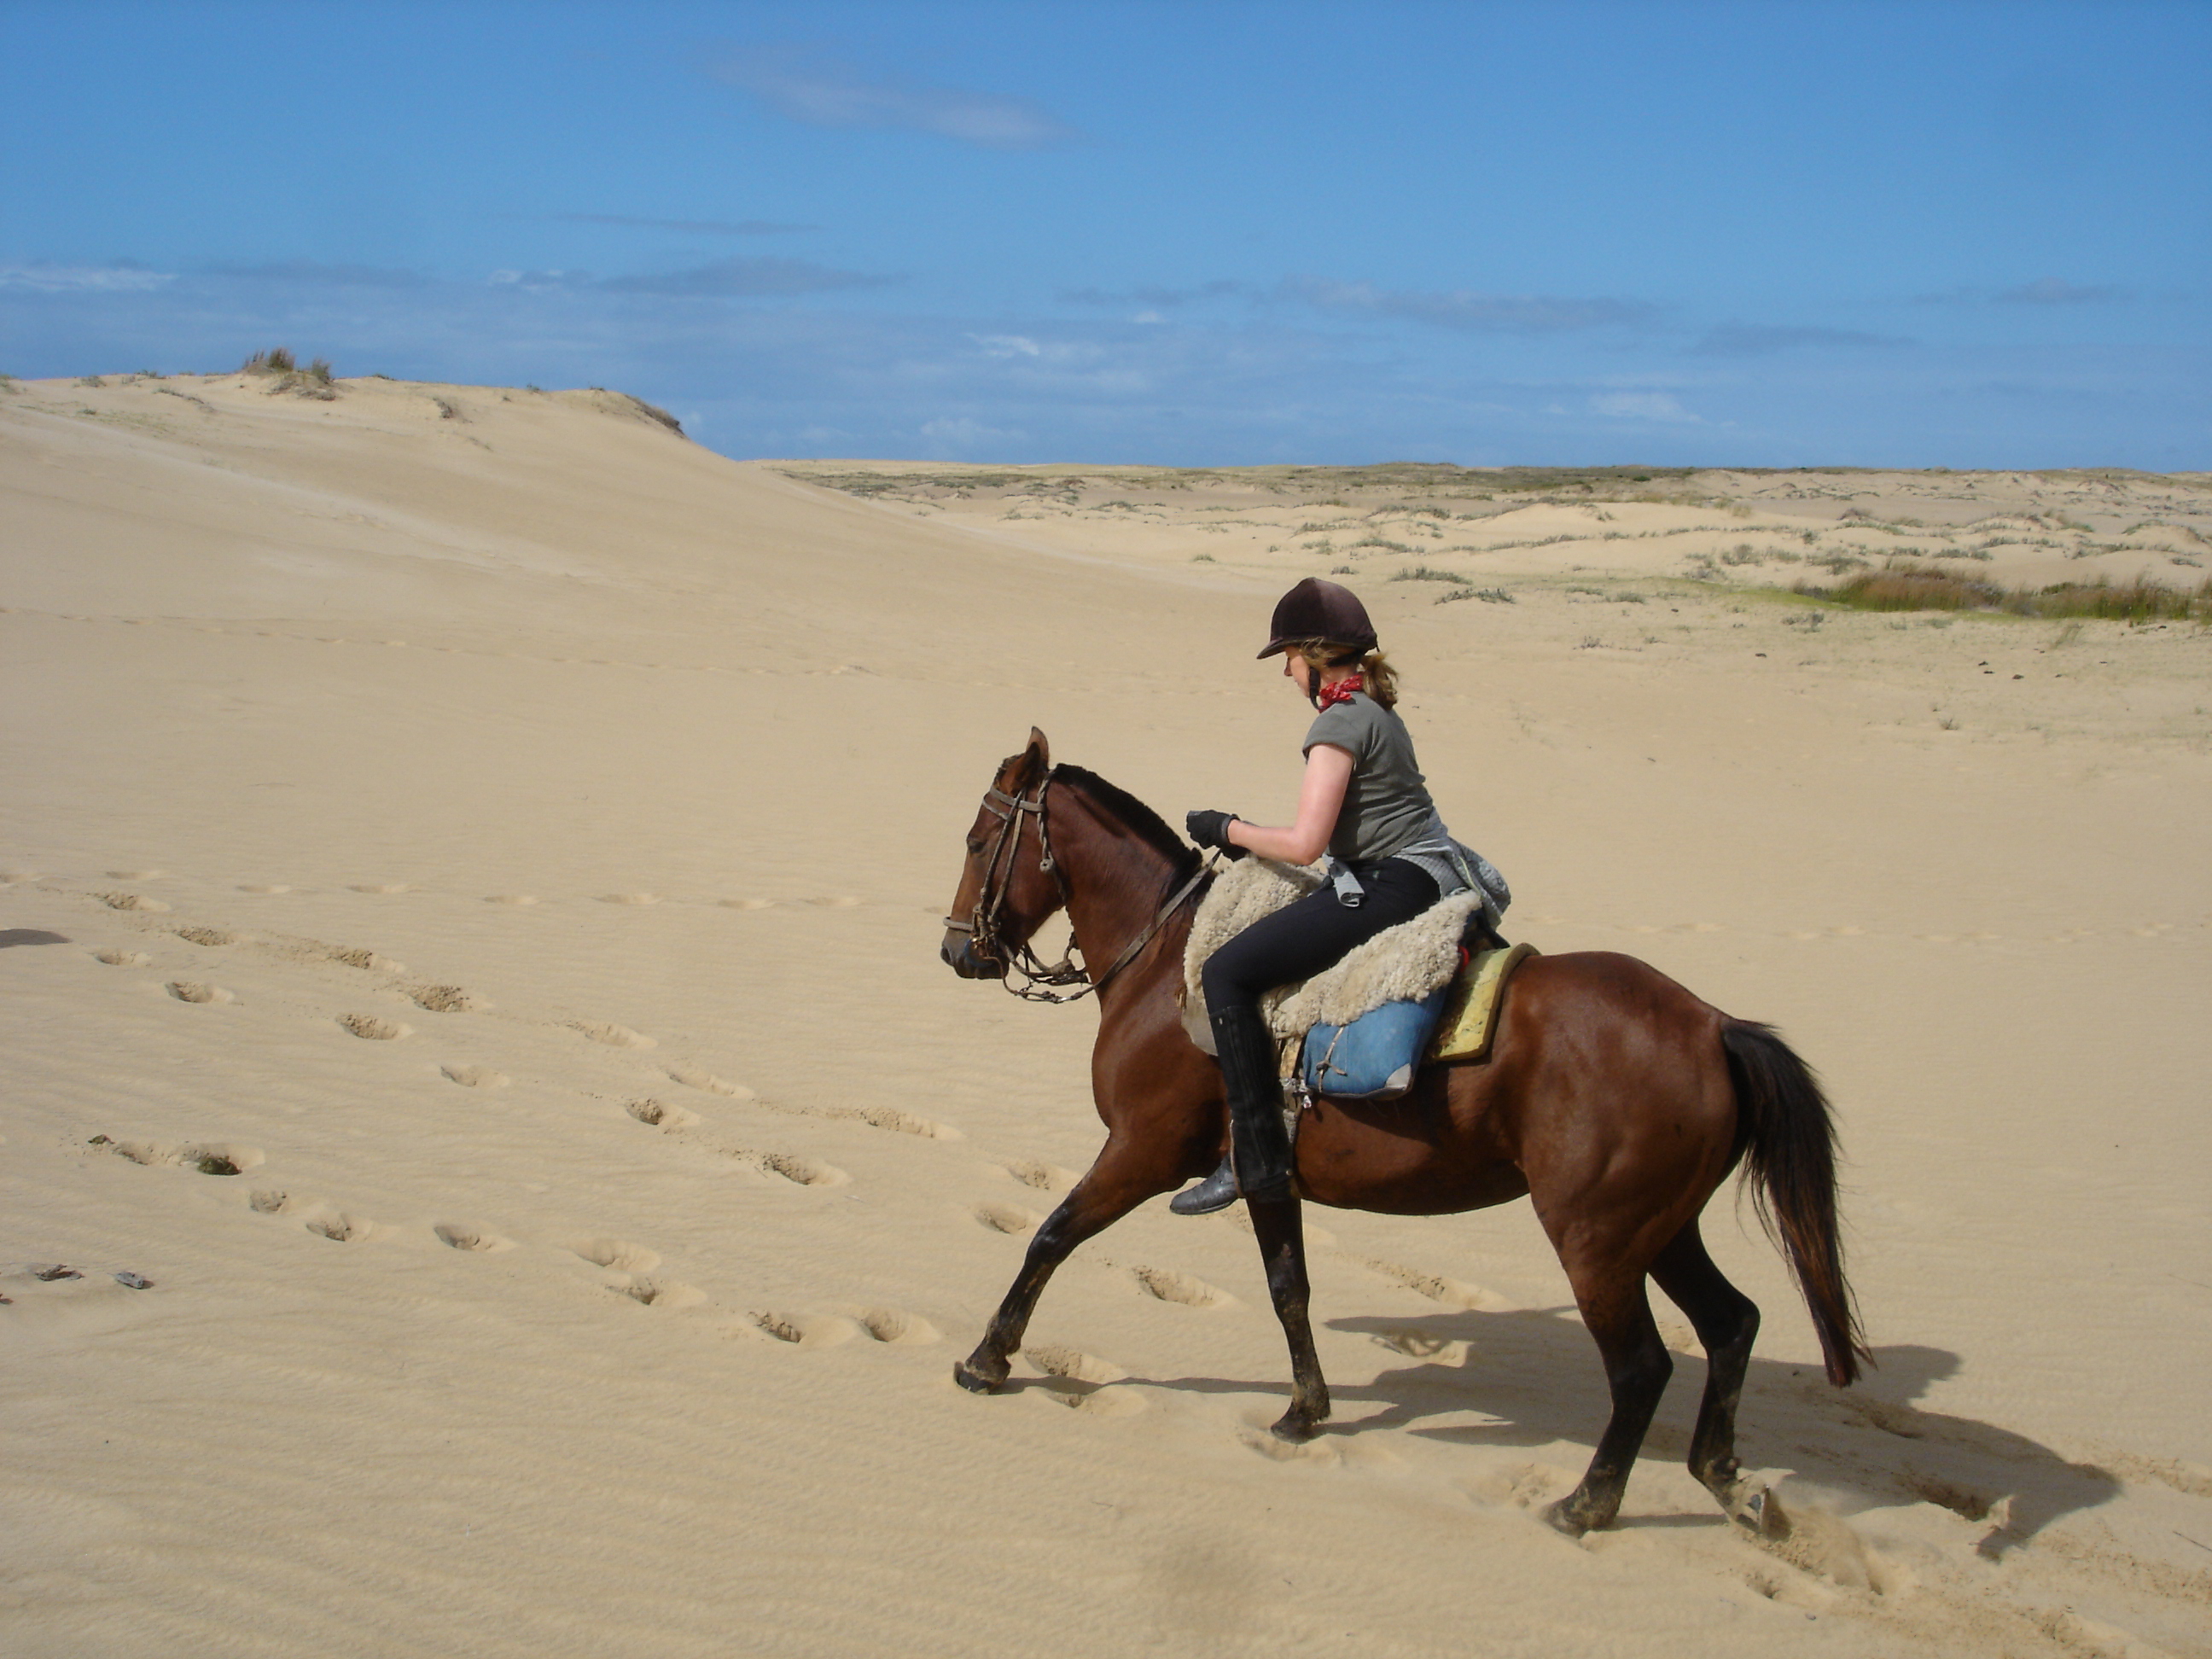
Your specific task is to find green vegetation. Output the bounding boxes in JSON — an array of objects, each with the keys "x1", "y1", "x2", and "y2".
[
  {"x1": 1389, "y1": 565, "x2": 1471, "y2": 585},
  {"x1": 1800, "y1": 563, "x2": 2210, "y2": 623}
]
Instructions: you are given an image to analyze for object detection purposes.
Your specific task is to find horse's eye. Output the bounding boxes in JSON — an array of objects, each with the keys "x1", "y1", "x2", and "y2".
[{"x1": 966, "y1": 838, "x2": 985, "y2": 855}]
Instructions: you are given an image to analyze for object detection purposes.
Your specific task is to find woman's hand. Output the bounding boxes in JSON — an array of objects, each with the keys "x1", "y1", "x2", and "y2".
[
  {"x1": 1185, "y1": 810, "x2": 1248, "y2": 859},
  {"x1": 1217, "y1": 743, "x2": 1353, "y2": 865}
]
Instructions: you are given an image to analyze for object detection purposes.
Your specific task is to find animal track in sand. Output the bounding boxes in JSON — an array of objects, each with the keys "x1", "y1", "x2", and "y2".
[
  {"x1": 1024, "y1": 1344, "x2": 1126, "y2": 1385},
  {"x1": 440, "y1": 1064, "x2": 509, "y2": 1088},
  {"x1": 597, "y1": 893, "x2": 661, "y2": 905},
  {"x1": 94, "y1": 949, "x2": 150, "y2": 967},
  {"x1": 1132, "y1": 1266, "x2": 1234, "y2": 1309},
  {"x1": 305, "y1": 1213, "x2": 376, "y2": 1243},
  {"x1": 100, "y1": 892, "x2": 169, "y2": 912},
  {"x1": 166, "y1": 981, "x2": 233, "y2": 1004},
  {"x1": 664, "y1": 1067, "x2": 754, "y2": 1099},
  {"x1": 568, "y1": 1021, "x2": 654, "y2": 1049},
  {"x1": 434, "y1": 1224, "x2": 512, "y2": 1253},
  {"x1": 349, "y1": 883, "x2": 411, "y2": 894},
  {"x1": 238, "y1": 883, "x2": 289, "y2": 894},
  {"x1": 612, "y1": 1276, "x2": 705, "y2": 1309},
  {"x1": 174, "y1": 927, "x2": 236, "y2": 946},
  {"x1": 483, "y1": 894, "x2": 538, "y2": 905},
  {"x1": 1, "y1": 870, "x2": 38, "y2": 883},
  {"x1": 973, "y1": 1201, "x2": 1042, "y2": 1235},
  {"x1": 626, "y1": 1097, "x2": 700, "y2": 1130},
  {"x1": 107, "y1": 870, "x2": 166, "y2": 881},
  {"x1": 573, "y1": 1237, "x2": 661, "y2": 1272},
  {"x1": 410, "y1": 984, "x2": 483, "y2": 1013},
  {"x1": 746, "y1": 1310, "x2": 857, "y2": 1348},
  {"x1": 850, "y1": 1106, "x2": 959, "y2": 1140},
  {"x1": 732, "y1": 1150, "x2": 849, "y2": 1188},
  {"x1": 717, "y1": 898, "x2": 773, "y2": 910},
  {"x1": 338, "y1": 1014, "x2": 410, "y2": 1040},
  {"x1": 249, "y1": 1189, "x2": 294, "y2": 1214},
  {"x1": 326, "y1": 946, "x2": 405, "y2": 972},
  {"x1": 1356, "y1": 1256, "x2": 1512, "y2": 1312},
  {"x1": 104, "y1": 1139, "x2": 264, "y2": 1176},
  {"x1": 1000, "y1": 1158, "x2": 1077, "y2": 1192},
  {"x1": 859, "y1": 1307, "x2": 939, "y2": 1345}
]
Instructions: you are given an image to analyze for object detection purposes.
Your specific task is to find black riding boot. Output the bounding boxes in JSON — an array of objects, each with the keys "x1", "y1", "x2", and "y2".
[{"x1": 1169, "y1": 1004, "x2": 1292, "y2": 1215}]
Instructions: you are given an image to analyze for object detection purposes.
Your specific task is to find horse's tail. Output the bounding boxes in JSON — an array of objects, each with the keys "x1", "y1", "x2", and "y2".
[{"x1": 1723, "y1": 1019, "x2": 1870, "y2": 1387}]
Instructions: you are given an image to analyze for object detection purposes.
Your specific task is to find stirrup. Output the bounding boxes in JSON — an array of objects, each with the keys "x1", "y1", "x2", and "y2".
[{"x1": 1169, "y1": 1155, "x2": 1238, "y2": 1215}]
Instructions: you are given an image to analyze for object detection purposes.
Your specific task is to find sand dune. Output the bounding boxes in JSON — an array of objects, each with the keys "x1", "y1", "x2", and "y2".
[{"x1": 3, "y1": 373, "x2": 2209, "y2": 1657}]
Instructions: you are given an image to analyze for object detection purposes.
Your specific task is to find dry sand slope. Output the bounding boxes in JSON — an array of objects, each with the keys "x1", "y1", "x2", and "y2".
[{"x1": 3, "y1": 372, "x2": 2209, "y2": 1658}]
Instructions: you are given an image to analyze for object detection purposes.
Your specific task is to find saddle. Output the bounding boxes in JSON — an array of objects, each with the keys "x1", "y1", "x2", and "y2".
[{"x1": 1180, "y1": 859, "x2": 1537, "y2": 1102}]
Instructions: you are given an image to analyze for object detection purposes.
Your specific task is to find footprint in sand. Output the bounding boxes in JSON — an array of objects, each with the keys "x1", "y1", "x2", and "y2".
[
  {"x1": 597, "y1": 893, "x2": 661, "y2": 905},
  {"x1": 349, "y1": 883, "x2": 412, "y2": 894},
  {"x1": 745, "y1": 1310, "x2": 858, "y2": 1348},
  {"x1": 568, "y1": 1020, "x2": 655, "y2": 1049},
  {"x1": 433, "y1": 1224, "x2": 512, "y2": 1253},
  {"x1": 858, "y1": 1307, "x2": 940, "y2": 1346},
  {"x1": 484, "y1": 894, "x2": 538, "y2": 906},
  {"x1": 665, "y1": 1066, "x2": 754, "y2": 1099},
  {"x1": 1357, "y1": 1257, "x2": 1511, "y2": 1312},
  {"x1": 102, "y1": 1138, "x2": 264, "y2": 1176},
  {"x1": 101, "y1": 893, "x2": 170, "y2": 913},
  {"x1": 238, "y1": 883, "x2": 290, "y2": 894},
  {"x1": 166, "y1": 981, "x2": 233, "y2": 1004},
  {"x1": 338, "y1": 1014, "x2": 410, "y2": 1040},
  {"x1": 973, "y1": 1201, "x2": 1043, "y2": 1235},
  {"x1": 717, "y1": 898, "x2": 773, "y2": 910},
  {"x1": 174, "y1": 927, "x2": 236, "y2": 947},
  {"x1": 1132, "y1": 1266, "x2": 1235, "y2": 1309},
  {"x1": 626, "y1": 1097, "x2": 700, "y2": 1130},
  {"x1": 248, "y1": 1190, "x2": 294, "y2": 1214},
  {"x1": 94, "y1": 949, "x2": 150, "y2": 968},
  {"x1": 572, "y1": 1237, "x2": 661, "y2": 1272},
  {"x1": 304, "y1": 1212, "x2": 377, "y2": 1243},
  {"x1": 1025, "y1": 1344, "x2": 1144, "y2": 1416},
  {"x1": 850, "y1": 1105, "x2": 960, "y2": 1140},
  {"x1": 612, "y1": 1276, "x2": 705, "y2": 1309},
  {"x1": 1000, "y1": 1159, "x2": 1078, "y2": 1193},
  {"x1": 1024, "y1": 1343, "x2": 1126, "y2": 1384},
  {"x1": 107, "y1": 870, "x2": 166, "y2": 881},
  {"x1": 410, "y1": 984, "x2": 484, "y2": 1013},
  {"x1": 326, "y1": 946, "x2": 405, "y2": 972},
  {"x1": 738, "y1": 1150, "x2": 849, "y2": 1188},
  {"x1": 440, "y1": 1064, "x2": 509, "y2": 1088}
]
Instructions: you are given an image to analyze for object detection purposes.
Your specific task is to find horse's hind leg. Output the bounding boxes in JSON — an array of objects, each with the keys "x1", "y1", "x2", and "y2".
[
  {"x1": 1545, "y1": 1262, "x2": 1674, "y2": 1537},
  {"x1": 1247, "y1": 1194, "x2": 1330, "y2": 1440},
  {"x1": 1650, "y1": 1220, "x2": 1763, "y2": 1522},
  {"x1": 955, "y1": 1144, "x2": 1170, "y2": 1394}
]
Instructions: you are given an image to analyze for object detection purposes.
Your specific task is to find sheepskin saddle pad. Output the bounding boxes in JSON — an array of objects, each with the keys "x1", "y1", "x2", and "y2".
[{"x1": 1180, "y1": 857, "x2": 1489, "y2": 1058}]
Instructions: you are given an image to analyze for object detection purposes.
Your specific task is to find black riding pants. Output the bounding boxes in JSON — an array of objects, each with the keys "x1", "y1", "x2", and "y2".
[{"x1": 1201, "y1": 859, "x2": 1442, "y2": 1027}]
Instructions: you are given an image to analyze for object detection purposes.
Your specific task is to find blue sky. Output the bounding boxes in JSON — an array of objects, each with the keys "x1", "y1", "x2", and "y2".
[{"x1": 3, "y1": 1, "x2": 2206, "y2": 468}]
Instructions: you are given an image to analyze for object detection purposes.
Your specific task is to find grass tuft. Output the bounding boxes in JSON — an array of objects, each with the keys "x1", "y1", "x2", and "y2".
[{"x1": 1390, "y1": 565, "x2": 1471, "y2": 586}]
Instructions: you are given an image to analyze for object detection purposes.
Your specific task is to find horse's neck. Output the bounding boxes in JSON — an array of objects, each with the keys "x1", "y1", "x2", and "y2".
[{"x1": 1055, "y1": 792, "x2": 1189, "y2": 1002}]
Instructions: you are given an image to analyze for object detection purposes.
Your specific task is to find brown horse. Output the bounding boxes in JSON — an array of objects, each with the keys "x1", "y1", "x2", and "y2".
[{"x1": 940, "y1": 731, "x2": 1866, "y2": 1535}]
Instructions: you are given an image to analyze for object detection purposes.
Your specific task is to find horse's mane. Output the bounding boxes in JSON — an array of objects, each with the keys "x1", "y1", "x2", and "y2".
[{"x1": 1055, "y1": 765, "x2": 1202, "y2": 880}]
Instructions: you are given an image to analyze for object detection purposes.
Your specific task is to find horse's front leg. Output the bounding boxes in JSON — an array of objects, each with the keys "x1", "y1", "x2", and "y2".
[
  {"x1": 1246, "y1": 1193, "x2": 1330, "y2": 1439},
  {"x1": 955, "y1": 1141, "x2": 1175, "y2": 1394}
]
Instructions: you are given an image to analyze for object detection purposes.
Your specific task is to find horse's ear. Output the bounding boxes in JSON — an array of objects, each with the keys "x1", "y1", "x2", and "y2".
[{"x1": 1021, "y1": 727, "x2": 1051, "y2": 778}]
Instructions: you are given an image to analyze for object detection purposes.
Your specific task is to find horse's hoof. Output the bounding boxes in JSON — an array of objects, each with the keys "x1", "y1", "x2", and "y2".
[
  {"x1": 1541, "y1": 1499, "x2": 1592, "y2": 1539},
  {"x1": 1268, "y1": 1412, "x2": 1321, "y2": 1443},
  {"x1": 1728, "y1": 1481, "x2": 1790, "y2": 1540},
  {"x1": 953, "y1": 1355, "x2": 1007, "y2": 1394}
]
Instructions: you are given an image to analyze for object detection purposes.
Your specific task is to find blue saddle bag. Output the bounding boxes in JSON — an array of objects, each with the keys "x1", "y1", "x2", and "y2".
[{"x1": 1299, "y1": 979, "x2": 1455, "y2": 1102}]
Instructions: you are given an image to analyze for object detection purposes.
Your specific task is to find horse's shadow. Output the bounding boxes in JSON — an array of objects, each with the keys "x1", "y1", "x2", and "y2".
[{"x1": 1131, "y1": 1309, "x2": 2118, "y2": 1551}]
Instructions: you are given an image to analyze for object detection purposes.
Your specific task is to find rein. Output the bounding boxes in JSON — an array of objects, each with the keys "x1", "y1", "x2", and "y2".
[{"x1": 944, "y1": 768, "x2": 1211, "y2": 1005}]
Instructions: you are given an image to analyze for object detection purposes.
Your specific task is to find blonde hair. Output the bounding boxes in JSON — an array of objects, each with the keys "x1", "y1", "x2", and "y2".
[{"x1": 1295, "y1": 642, "x2": 1400, "y2": 710}]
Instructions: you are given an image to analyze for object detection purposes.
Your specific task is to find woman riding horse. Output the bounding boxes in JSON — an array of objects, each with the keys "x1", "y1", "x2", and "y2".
[{"x1": 1176, "y1": 577, "x2": 1501, "y2": 1214}]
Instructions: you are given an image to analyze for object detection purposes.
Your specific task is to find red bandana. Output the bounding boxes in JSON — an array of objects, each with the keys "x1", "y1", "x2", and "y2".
[{"x1": 1314, "y1": 672, "x2": 1365, "y2": 710}]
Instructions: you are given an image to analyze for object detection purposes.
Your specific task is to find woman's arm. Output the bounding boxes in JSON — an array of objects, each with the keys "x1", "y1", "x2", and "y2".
[{"x1": 1227, "y1": 743, "x2": 1353, "y2": 865}]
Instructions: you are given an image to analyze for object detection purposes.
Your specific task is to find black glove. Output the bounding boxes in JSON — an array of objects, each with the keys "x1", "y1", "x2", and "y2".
[{"x1": 1185, "y1": 809, "x2": 1248, "y2": 859}]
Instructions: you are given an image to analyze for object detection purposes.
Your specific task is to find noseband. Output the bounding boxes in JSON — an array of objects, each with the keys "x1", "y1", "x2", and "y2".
[{"x1": 945, "y1": 768, "x2": 1210, "y2": 1005}]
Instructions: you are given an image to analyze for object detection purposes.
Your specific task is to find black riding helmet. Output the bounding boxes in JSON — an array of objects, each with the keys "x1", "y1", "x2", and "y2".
[{"x1": 1257, "y1": 577, "x2": 1377, "y2": 661}]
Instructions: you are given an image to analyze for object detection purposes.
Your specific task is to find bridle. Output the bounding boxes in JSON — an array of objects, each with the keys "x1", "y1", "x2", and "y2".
[{"x1": 944, "y1": 767, "x2": 1211, "y2": 1004}]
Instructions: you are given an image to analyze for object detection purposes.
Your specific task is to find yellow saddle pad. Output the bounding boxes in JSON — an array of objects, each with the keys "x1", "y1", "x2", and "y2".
[{"x1": 1429, "y1": 942, "x2": 1540, "y2": 1062}]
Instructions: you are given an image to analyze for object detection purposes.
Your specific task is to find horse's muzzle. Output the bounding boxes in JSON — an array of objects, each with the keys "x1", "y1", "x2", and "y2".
[{"x1": 940, "y1": 929, "x2": 1004, "y2": 980}]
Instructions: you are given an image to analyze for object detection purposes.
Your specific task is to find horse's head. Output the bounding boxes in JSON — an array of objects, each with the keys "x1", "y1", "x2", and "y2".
[{"x1": 940, "y1": 728, "x2": 1063, "y2": 980}]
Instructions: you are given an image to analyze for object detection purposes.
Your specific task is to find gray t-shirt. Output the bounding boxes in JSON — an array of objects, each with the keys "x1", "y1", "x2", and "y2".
[{"x1": 1302, "y1": 692, "x2": 1438, "y2": 864}]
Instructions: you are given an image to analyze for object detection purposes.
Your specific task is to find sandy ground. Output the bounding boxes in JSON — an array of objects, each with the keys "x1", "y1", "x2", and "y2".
[{"x1": 3, "y1": 371, "x2": 2209, "y2": 1658}]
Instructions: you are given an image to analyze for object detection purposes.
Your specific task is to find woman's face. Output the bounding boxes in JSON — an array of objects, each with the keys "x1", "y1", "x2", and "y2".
[{"x1": 1283, "y1": 654, "x2": 1313, "y2": 697}]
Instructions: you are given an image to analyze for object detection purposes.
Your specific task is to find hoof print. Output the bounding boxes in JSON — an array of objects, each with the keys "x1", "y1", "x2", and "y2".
[
  {"x1": 166, "y1": 981, "x2": 232, "y2": 1004},
  {"x1": 573, "y1": 1237, "x2": 660, "y2": 1272},
  {"x1": 306, "y1": 1213, "x2": 374, "y2": 1243},
  {"x1": 1132, "y1": 1266, "x2": 1232, "y2": 1308},
  {"x1": 973, "y1": 1201, "x2": 1041, "y2": 1235},
  {"x1": 440, "y1": 1064, "x2": 508, "y2": 1088},
  {"x1": 748, "y1": 1310, "x2": 856, "y2": 1348},
  {"x1": 751, "y1": 1152, "x2": 847, "y2": 1188},
  {"x1": 626, "y1": 1097, "x2": 699, "y2": 1130},
  {"x1": 568, "y1": 1021, "x2": 654, "y2": 1049},
  {"x1": 328, "y1": 947, "x2": 405, "y2": 973},
  {"x1": 174, "y1": 927, "x2": 235, "y2": 947},
  {"x1": 100, "y1": 892, "x2": 170, "y2": 912},
  {"x1": 94, "y1": 949, "x2": 150, "y2": 967},
  {"x1": 434, "y1": 1224, "x2": 510, "y2": 1253},
  {"x1": 1024, "y1": 1343, "x2": 1126, "y2": 1384},
  {"x1": 410, "y1": 984, "x2": 483, "y2": 1013},
  {"x1": 613, "y1": 1276, "x2": 704, "y2": 1309},
  {"x1": 248, "y1": 1189, "x2": 293, "y2": 1214},
  {"x1": 859, "y1": 1308, "x2": 939, "y2": 1345},
  {"x1": 855, "y1": 1106, "x2": 958, "y2": 1139},
  {"x1": 666, "y1": 1067, "x2": 752, "y2": 1099},
  {"x1": 338, "y1": 1014, "x2": 409, "y2": 1040},
  {"x1": 1003, "y1": 1158, "x2": 1077, "y2": 1192}
]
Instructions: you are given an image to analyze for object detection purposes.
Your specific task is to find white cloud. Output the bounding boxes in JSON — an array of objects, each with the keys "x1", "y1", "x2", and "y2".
[
  {"x1": 971, "y1": 333, "x2": 1042, "y2": 358},
  {"x1": 0, "y1": 262, "x2": 172, "y2": 293}
]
